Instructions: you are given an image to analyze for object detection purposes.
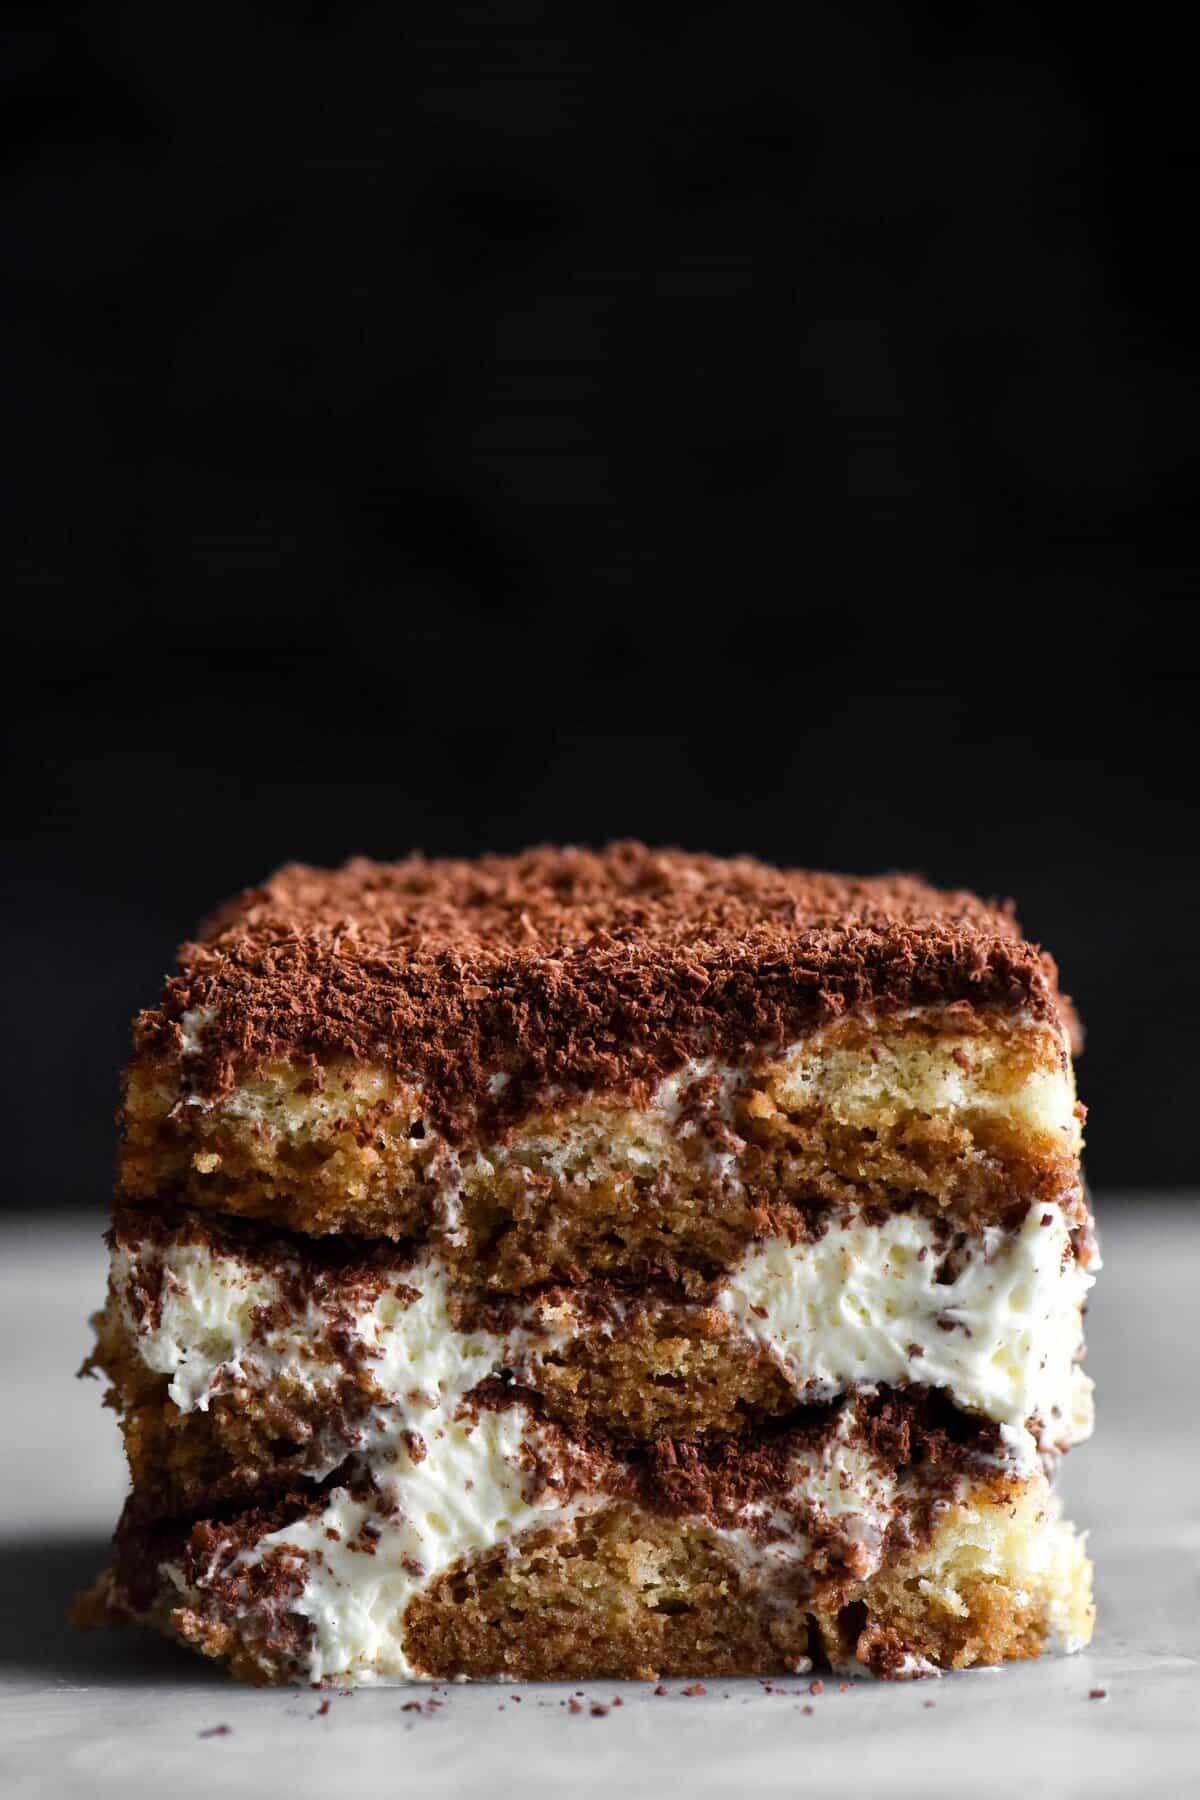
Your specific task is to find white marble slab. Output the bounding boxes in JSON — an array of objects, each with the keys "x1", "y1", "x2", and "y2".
[{"x1": 2, "y1": 1199, "x2": 1196, "y2": 1799}]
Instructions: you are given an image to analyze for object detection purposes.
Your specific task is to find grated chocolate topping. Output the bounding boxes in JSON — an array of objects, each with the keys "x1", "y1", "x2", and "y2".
[{"x1": 131, "y1": 842, "x2": 1074, "y2": 1132}]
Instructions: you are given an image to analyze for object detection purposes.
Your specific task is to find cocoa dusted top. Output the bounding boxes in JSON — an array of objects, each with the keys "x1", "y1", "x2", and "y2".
[{"x1": 132, "y1": 842, "x2": 1072, "y2": 1126}]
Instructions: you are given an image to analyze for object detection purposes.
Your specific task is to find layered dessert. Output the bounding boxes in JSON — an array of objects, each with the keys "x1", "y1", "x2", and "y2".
[{"x1": 82, "y1": 844, "x2": 1097, "y2": 1683}]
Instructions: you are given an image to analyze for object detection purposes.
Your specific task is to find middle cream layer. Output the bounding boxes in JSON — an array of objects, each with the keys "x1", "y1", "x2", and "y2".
[{"x1": 111, "y1": 1201, "x2": 1094, "y2": 1471}]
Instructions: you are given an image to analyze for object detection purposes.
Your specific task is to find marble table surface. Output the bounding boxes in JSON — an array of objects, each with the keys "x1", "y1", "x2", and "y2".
[{"x1": 2, "y1": 1198, "x2": 1196, "y2": 1799}]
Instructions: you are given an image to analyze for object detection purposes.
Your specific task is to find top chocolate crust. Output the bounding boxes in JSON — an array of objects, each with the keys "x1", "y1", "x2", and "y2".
[{"x1": 131, "y1": 843, "x2": 1074, "y2": 1129}]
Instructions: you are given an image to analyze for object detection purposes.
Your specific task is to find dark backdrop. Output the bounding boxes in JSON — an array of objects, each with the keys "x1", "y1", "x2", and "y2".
[{"x1": 6, "y1": 4, "x2": 1196, "y2": 1212}]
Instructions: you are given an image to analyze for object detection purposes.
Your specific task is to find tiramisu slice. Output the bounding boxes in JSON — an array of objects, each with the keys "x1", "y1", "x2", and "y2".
[{"x1": 83, "y1": 845, "x2": 1096, "y2": 1683}]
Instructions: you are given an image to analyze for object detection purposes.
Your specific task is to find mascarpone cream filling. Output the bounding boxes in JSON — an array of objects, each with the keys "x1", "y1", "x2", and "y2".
[
  {"x1": 165, "y1": 1400, "x2": 605, "y2": 1683},
  {"x1": 718, "y1": 1202, "x2": 1094, "y2": 1459},
  {"x1": 113, "y1": 1201, "x2": 1093, "y2": 1469},
  {"x1": 112, "y1": 1204, "x2": 1094, "y2": 1685}
]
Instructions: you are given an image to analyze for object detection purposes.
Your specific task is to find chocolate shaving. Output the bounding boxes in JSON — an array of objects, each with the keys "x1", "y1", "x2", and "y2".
[{"x1": 129, "y1": 844, "x2": 1073, "y2": 1137}]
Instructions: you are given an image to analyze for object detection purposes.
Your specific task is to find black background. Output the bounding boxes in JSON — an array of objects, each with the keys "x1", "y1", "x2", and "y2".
[{"x1": 6, "y1": 4, "x2": 1196, "y2": 1213}]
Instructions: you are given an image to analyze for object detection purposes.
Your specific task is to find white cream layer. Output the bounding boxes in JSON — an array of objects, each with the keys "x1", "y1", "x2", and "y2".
[
  {"x1": 120, "y1": 1207, "x2": 1094, "y2": 1686},
  {"x1": 114, "y1": 1201, "x2": 1092, "y2": 1470},
  {"x1": 164, "y1": 1398, "x2": 1090, "y2": 1684},
  {"x1": 166, "y1": 1401, "x2": 604, "y2": 1683},
  {"x1": 169, "y1": 1396, "x2": 903, "y2": 1684},
  {"x1": 112, "y1": 1239, "x2": 504, "y2": 1436},
  {"x1": 718, "y1": 1202, "x2": 1094, "y2": 1459}
]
